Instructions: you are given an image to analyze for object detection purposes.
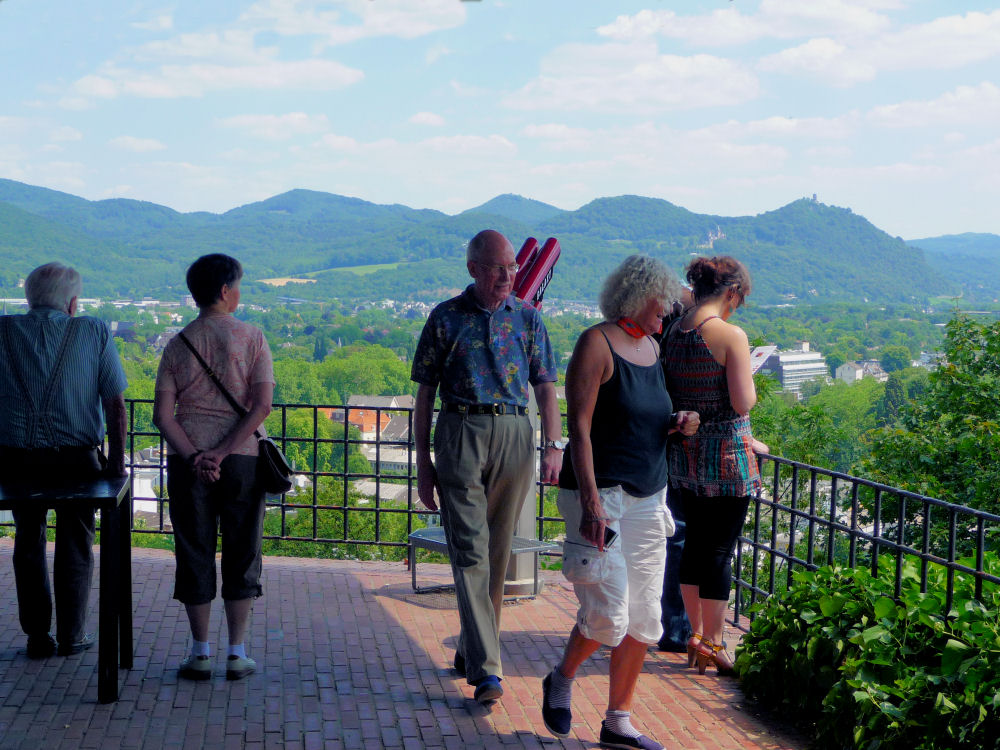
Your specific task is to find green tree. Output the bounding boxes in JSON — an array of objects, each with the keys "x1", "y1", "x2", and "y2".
[
  {"x1": 879, "y1": 344, "x2": 911, "y2": 373},
  {"x1": 864, "y1": 316, "x2": 1000, "y2": 546},
  {"x1": 875, "y1": 371, "x2": 905, "y2": 427}
]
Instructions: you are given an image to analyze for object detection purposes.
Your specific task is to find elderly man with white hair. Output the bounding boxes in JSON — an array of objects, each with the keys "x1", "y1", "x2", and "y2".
[{"x1": 0, "y1": 262, "x2": 127, "y2": 659}]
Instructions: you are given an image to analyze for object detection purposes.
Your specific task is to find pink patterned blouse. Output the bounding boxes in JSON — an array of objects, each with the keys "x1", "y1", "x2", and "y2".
[{"x1": 156, "y1": 314, "x2": 275, "y2": 456}]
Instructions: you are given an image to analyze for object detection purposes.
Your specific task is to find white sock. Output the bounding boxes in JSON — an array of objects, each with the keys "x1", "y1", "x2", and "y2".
[
  {"x1": 228, "y1": 643, "x2": 246, "y2": 659},
  {"x1": 547, "y1": 667, "x2": 574, "y2": 709},
  {"x1": 605, "y1": 710, "x2": 641, "y2": 739},
  {"x1": 191, "y1": 640, "x2": 210, "y2": 657}
]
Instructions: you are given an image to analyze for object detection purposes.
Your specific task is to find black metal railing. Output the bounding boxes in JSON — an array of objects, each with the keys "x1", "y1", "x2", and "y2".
[
  {"x1": 736, "y1": 453, "x2": 1000, "y2": 626},
  {"x1": 4, "y1": 401, "x2": 996, "y2": 617},
  {"x1": 124, "y1": 399, "x2": 427, "y2": 559}
]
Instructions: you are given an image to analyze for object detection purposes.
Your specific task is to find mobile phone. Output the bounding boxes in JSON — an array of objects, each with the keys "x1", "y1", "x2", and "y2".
[{"x1": 603, "y1": 527, "x2": 618, "y2": 547}]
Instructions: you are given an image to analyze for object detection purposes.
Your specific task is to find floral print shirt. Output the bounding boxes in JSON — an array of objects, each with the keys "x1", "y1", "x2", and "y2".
[{"x1": 411, "y1": 286, "x2": 557, "y2": 405}]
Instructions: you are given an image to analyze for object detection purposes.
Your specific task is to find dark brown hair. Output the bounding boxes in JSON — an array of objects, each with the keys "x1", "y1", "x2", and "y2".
[
  {"x1": 186, "y1": 254, "x2": 243, "y2": 307},
  {"x1": 686, "y1": 255, "x2": 751, "y2": 305}
]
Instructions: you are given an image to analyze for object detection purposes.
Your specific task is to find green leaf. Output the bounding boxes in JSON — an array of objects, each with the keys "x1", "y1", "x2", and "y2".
[
  {"x1": 800, "y1": 609, "x2": 820, "y2": 624},
  {"x1": 941, "y1": 639, "x2": 972, "y2": 675},
  {"x1": 861, "y1": 625, "x2": 889, "y2": 644},
  {"x1": 873, "y1": 597, "x2": 897, "y2": 621},
  {"x1": 819, "y1": 595, "x2": 844, "y2": 617}
]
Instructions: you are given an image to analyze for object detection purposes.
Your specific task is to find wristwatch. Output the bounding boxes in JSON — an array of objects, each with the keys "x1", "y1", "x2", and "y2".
[{"x1": 544, "y1": 439, "x2": 568, "y2": 450}]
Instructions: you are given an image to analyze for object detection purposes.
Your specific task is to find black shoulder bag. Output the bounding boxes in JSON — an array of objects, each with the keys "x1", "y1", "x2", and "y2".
[{"x1": 177, "y1": 332, "x2": 294, "y2": 495}]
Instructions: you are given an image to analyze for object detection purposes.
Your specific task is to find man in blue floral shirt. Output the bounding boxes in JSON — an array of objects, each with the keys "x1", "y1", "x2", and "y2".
[{"x1": 412, "y1": 229, "x2": 563, "y2": 705}]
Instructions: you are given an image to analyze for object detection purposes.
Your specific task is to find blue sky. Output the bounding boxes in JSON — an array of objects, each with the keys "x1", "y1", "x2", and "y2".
[{"x1": 1, "y1": 0, "x2": 998, "y2": 239}]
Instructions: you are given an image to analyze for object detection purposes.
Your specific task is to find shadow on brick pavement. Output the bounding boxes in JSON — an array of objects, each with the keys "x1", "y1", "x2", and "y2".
[{"x1": 0, "y1": 541, "x2": 807, "y2": 750}]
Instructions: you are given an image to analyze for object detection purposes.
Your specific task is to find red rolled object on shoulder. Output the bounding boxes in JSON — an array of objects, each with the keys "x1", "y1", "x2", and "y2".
[
  {"x1": 513, "y1": 237, "x2": 539, "y2": 299},
  {"x1": 516, "y1": 237, "x2": 561, "y2": 309}
]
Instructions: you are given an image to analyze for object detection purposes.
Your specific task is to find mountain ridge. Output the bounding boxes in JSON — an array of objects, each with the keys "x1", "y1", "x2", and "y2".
[{"x1": 0, "y1": 178, "x2": 972, "y2": 304}]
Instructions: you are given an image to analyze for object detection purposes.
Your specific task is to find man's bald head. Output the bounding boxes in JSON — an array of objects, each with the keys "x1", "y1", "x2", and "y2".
[
  {"x1": 466, "y1": 229, "x2": 517, "y2": 311},
  {"x1": 467, "y1": 229, "x2": 513, "y2": 264}
]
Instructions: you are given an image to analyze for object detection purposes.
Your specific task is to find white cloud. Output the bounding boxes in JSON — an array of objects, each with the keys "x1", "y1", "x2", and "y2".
[
  {"x1": 421, "y1": 135, "x2": 516, "y2": 157},
  {"x1": 805, "y1": 145, "x2": 854, "y2": 159},
  {"x1": 135, "y1": 30, "x2": 265, "y2": 64},
  {"x1": 218, "y1": 112, "x2": 331, "y2": 139},
  {"x1": 760, "y1": 10, "x2": 1000, "y2": 85},
  {"x1": 409, "y1": 112, "x2": 445, "y2": 127},
  {"x1": 867, "y1": 82, "x2": 1000, "y2": 128},
  {"x1": 74, "y1": 75, "x2": 119, "y2": 98},
  {"x1": 814, "y1": 161, "x2": 945, "y2": 183},
  {"x1": 868, "y1": 10, "x2": 1000, "y2": 71},
  {"x1": 240, "y1": 0, "x2": 466, "y2": 46},
  {"x1": 24, "y1": 162, "x2": 88, "y2": 193},
  {"x1": 449, "y1": 80, "x2": 486, "y2": 97},
  {"x1": 132, "y1": 14, "x2": 174, "y2": 32},
  {"x1": 0, "y1": 116, "x2": 29, "y2": 137},
  {"x1": 101, "y1": 185, "x2": 135, "y2": 198},
  {"x1": 521, "y1": 123, "x2": 594, "y2": 151},
  {"x1": 219, "y1": 147, "x2": 283, "y2": 164},
  {"x1": 49, "y1": 126, "x2": 83, "y2": 142},
  {"x1": 316, "y1": 133, "x2": 360, "y2": 152},
  {"x1": 109, "y1": 136, "x2": 167, "y2": 152},
  {"x1": 68, "y1": 59, "x2": 363, "y2": 101},
  {"x1": 758, "y1": 38, "x2": 877, "y2": 86},
  {"x1": 697, "y1": 114, "x2": 857, "y2": 141},
  {"x1": 507, "y1": 42, "x2": 759, "y2": 112},
  {"x1": 598, "y1": 0, "x2": 894, "y2": 46},
  {"x1": 425, "y1": 45, "x2": 452, "y2": 64}
]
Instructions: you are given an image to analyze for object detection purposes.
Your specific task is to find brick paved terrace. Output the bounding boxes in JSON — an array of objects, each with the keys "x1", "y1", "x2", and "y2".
[{"x1": 0, "y1": 542, "x2": 806, "y2": 750}]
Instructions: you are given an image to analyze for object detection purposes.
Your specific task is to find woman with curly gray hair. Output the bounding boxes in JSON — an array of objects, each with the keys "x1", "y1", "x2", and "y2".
[{"x1": 540, "y1": 255, "x2": 699, "y2": 750}]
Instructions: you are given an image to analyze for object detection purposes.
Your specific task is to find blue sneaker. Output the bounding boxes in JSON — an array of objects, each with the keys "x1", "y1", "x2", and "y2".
[
  {"x1": 541, "y1": 672, "x2": 572, "y2": 737},
  {"x1": 473, "y1": 675, "x2": 503, "y2": 704},
  {"x1": 599, "y1": 721, "x2": 663, "y2": 750}
]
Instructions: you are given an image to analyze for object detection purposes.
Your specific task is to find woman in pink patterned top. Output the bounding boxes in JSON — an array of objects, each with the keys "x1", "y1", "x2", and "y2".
[{"x1": 153, "y1": 254, "x2": 275, "y2": 682}]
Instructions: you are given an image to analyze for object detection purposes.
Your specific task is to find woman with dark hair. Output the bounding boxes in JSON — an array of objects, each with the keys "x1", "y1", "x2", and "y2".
[
  {"x1": 540, "y1": 255, "x2": 699, "y2": 750},
  {"x1": 660, "y1": 255, "x2": 765, "y2": 676},
  {"x1": 153, "y1": 254, "x2": 274, "y2": 681}
]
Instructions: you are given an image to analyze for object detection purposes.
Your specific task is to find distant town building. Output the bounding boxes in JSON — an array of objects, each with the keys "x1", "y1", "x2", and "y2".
[
  {"x1": 758, "y1": 342, "x2": 829, "y2": 396},
  {"x1": 836, "y1": 360, "x2": 889, "y2": 385},
  {"x1": 343, "y1": 394, "x2": 416, "y2": 441},
  {"x1": 860, "y1": 360, "x2": 889, "y2": 383},
  {"x1": 835, "y1": 361, "x2": 864, "y2": 384}
]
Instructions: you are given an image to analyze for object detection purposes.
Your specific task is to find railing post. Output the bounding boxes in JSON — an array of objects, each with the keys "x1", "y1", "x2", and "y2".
[{"x1": 505, "y1": 389, "x2": 542, "y2": 596}]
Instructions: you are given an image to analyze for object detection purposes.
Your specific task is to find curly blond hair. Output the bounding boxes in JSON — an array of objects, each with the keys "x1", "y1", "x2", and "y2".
[{"x1": 598, "y1": 255, "x2": 682, "y2": 321}]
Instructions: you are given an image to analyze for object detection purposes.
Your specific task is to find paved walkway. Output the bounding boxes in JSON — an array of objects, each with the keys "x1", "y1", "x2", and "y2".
[{"x1": 0, "y1": 541, "x2": 806, "y2": 750}]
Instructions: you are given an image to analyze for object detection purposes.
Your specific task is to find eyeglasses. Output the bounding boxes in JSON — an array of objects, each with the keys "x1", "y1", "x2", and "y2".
[{"x1": 475, "y1": 262, "x2": 519, "y2": 275}]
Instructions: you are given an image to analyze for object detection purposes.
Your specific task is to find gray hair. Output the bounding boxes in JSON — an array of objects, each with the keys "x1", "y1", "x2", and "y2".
[
  {"x1": 599, "y1": 255, "x2": 681, "y2": 321},
  {"x1": 25, "y1": 262, "x2": 82, "y2": 311}
]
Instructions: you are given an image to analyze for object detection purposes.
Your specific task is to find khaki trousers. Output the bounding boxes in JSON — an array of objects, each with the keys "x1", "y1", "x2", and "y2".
[{"x1": 433, "y1": 410, "x2": 533, "y2": 684}]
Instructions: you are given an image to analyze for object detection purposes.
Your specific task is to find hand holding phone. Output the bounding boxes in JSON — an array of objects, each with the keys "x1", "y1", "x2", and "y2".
[{"x1": 603, "y1": 526, "x2": 618, "y2": 548}]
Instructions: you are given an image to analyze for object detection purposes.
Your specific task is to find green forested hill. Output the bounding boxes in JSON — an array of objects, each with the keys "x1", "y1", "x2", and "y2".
[
  {"x1": 461, "y1": 194, "x2": 565, "y2": 225},
  {"x1": 0, "y1": 178, "x2": 956, "y2": 304},
  {"x1": 908, "y1": 233, "x2": 1000, "y2": 303}
]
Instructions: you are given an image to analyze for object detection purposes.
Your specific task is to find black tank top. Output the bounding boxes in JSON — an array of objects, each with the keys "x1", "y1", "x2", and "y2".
[{"x1": 559, "y1": 331, "x2": 674, "y2": 497}]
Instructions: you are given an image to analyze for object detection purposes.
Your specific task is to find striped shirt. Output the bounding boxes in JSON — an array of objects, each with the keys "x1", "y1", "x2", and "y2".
[
  {"x1": 0, "y1": 307, "x2": 127, "y2": 449},
  {"x1": 661, "y1": 316, "x2": 761, "y2": 497}
]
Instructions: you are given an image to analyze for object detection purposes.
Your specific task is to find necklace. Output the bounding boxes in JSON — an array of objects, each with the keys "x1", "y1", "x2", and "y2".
[{"x1": 616, "y1": 318, "x2": 645, "y2": 351}]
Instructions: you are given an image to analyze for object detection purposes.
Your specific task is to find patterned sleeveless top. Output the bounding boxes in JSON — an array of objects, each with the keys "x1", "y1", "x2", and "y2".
[{"x1": 660, "y1": 316, "x2": 761, "y2": 497}]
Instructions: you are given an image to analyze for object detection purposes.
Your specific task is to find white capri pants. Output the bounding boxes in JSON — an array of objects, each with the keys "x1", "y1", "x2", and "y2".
[{"x1": 558, "y1": 485, "x2": 674, "y2": 647}]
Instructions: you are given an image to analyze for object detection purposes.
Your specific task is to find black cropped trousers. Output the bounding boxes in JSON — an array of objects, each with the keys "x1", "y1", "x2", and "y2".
[{"x1": 675, "y1": 487, "x2": 750, "y2": 601}]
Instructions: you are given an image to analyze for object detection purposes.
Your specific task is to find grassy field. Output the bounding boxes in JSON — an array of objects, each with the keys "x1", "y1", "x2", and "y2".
[{"x1": 310, "y1": 262, "x2": 403, "y2": 277}]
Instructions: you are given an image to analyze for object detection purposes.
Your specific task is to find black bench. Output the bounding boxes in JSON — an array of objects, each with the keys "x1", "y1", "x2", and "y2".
[{"x1": 0, "y1": 475, "x2": 133, "y2": 703}]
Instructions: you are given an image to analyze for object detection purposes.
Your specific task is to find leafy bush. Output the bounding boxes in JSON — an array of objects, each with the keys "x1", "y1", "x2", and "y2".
[{"x1": 735, "y1": 558, "x2": 1000, "y2": 749}]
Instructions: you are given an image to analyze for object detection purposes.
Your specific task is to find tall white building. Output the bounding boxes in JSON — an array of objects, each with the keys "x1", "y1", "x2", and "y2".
[{"x1": 759, "y1": 342, "x2": 830, "y2": 396}]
